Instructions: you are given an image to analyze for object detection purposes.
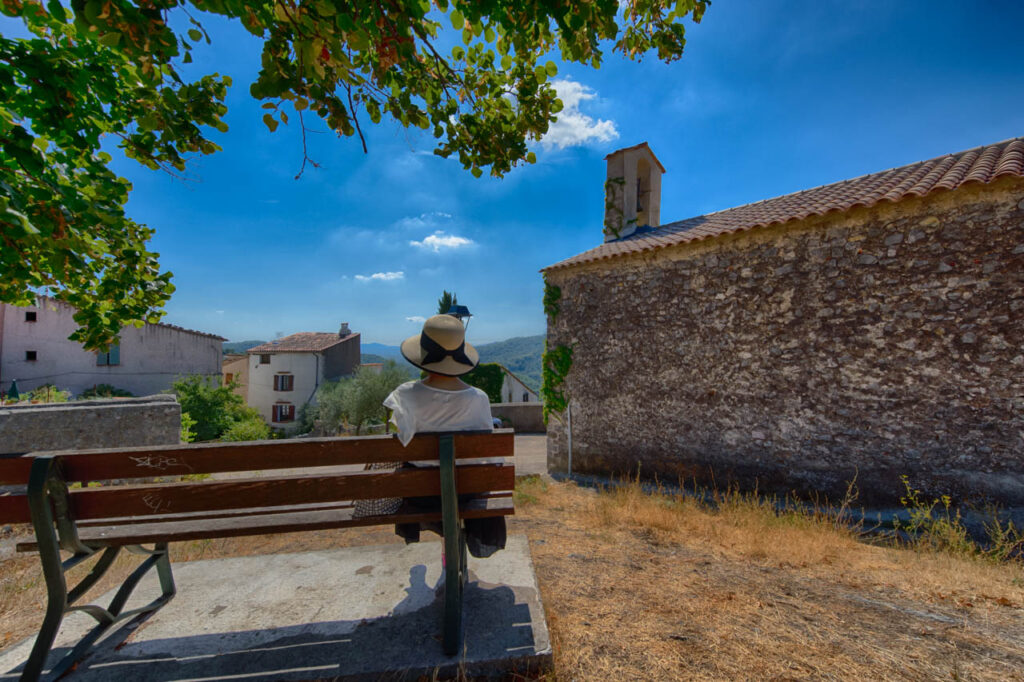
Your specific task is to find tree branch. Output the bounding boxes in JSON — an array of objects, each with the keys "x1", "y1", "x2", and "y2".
[{"x1": 294, "y1": 108, "x2": 322, "y2": 179}]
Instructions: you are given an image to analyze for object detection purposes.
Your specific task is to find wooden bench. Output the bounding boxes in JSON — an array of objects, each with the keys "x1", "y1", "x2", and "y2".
[{"x1": 0, "y1": 429, "x2": 515, "y2": 682}]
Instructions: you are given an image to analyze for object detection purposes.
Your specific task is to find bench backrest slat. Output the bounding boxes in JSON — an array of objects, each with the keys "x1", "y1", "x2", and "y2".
[
  {"x1": 66, "y1": 462, "x2": 515, "y2": 521},
  {"x1": 0, "y1": 430, "x2": 513, "y2": 485},
  {"x1": 0, "y1": 494, "x2": 29, "y2": 525}
]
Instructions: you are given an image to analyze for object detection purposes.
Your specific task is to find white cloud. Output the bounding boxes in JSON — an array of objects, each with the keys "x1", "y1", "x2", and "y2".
[
  {"x1": 354, "y1": 271, "x2": 405, "y2": 282},
  {"x1": 394, "y1": 211, "x2": 453, "y2": 231},
  {"x1": 540, "y1": 79, "x2": 619, "y2": 150},
  {"x1": 406, "y1": 316, "x2": 427, "y2": 323},
  {"x1": 410, "y1": 231, "x2": 475, "y2": 253}
]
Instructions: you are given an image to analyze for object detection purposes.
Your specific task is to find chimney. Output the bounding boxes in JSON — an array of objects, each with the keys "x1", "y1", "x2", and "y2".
[
  {"x1": 339, "y1": 322, "x2": 351, "y2": 337},
  {"x1": 603, "y1": 142, "x2": 665, "y2": 242}
]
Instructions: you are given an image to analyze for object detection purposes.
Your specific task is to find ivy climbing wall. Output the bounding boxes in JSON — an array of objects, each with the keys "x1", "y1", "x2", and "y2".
[{"x1": 543, "y1": 176, "x2": 1024, "y2": 506}]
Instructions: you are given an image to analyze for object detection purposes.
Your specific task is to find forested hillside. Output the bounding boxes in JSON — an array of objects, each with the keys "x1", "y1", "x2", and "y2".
[
  {"x1": 475, "y1": 335, "x2": 543, "y2": 391},
  {"x1": 222, "y1": 340, "x2": 266, "y2": 354}
]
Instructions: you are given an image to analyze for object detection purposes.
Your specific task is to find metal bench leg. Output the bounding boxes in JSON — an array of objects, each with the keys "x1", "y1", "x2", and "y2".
[
  {"x1": 22, "y1": 457, "x2": 176, "y2": 682},
  {"x1": 439, "y1": 434, "x2": 466, "y2": 656}
]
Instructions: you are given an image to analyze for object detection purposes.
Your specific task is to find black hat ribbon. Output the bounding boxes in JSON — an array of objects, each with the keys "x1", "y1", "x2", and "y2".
[{"x1": 420, "y1": 332, "x2": 472, "y2": 366}]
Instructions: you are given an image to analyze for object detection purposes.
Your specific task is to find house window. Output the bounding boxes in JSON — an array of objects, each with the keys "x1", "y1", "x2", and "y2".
[
  {"x1": 259, "y1": 354, "x2": 271, "y2": 365},
  {"x1": 96, "y1": 344, "x2": 120, "y2": 366},
  {"x1": 26, "y1": 350, "x2": 37, "y2": 361},
  {"x1": 273, "y1": 374, "x2": 294, "y2": 391},
  {"x1": 25, "y1": 311, "x2": 36, "y2": 322},
  {"x1": 272, "y1": 404, "x2": 295, "y2": 423},
  {"x1": 523, "y1": 392, "x2": 529, "y2": 402},
  {"x1": 225, "y1": 373, "x2": 234, "y2": 385}
]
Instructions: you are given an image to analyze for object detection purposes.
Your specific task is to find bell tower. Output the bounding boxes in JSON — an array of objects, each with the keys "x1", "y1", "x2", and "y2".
[{"x1": 603, "y1": 142, "x2": 665, "y2": 242}]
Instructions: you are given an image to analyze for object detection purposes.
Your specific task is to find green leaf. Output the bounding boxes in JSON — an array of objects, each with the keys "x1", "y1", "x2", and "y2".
[
  {"x1": 262, "y1": 113, "x2": 279, "y2": 132},
  {"x1": 188, "y1": 29, "x2": 203, "y2": 42},
  {"x1": 46, "y1": 0, "x2": 67, "y2": 21},
  {"x1": 98, "y1": 32, "x2": 122, "y2": 47},
  {"x1": 534, "y1": 65, "x2": 547, "y2": 83},
  {"x1": 450, "y1": 10, "x2": 464, "y2": 29},
  {"x1": 545, "y1": 61, "x2": 558, "y2": 77},
  {"x1": 471, "y1": 166, "x2": 482, "y2": 178},
  {"x1": 526, "y1": 151, "x2": 537, "y2": 164}
]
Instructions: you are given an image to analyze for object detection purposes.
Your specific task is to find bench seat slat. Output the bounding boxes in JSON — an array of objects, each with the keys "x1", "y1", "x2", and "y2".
[
  {"x1": 16, "y1": 495, "x2": 514, "y2": 551},
  {"x1": 0, "y1": 430, "x2": 514, "y2": 485},
  {"x1": 68, "y1": 463, "x2": 515, "y2": 521}
]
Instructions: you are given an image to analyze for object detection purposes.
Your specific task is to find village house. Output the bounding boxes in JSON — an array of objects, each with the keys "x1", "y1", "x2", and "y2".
[
  {"x1": 543, "y1": 138, "x2": 1024, "y2": 506},
  {"x1": 0, "y1": 297, "x2": 225, "y2": 398},
  {"x1": 246, "y1": 324, "x2": 360, "y2": 430},
  {"x1": 221, "y1": 353, "x2": 249, "y2": 398},
  {"x1": 497, "y1": 365, "x2": 540, "y2": 404}
]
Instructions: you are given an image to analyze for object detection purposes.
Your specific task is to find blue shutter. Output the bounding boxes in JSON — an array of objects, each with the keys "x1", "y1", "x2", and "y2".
[
  {"x1": 96, "y1": 352, "x2": 106, "y2": 366},
  {"x1": 109, "y1": 344, "x2": 120, "y2": 366}
]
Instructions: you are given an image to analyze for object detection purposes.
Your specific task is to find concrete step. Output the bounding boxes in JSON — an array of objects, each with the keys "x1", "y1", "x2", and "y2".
[{"x1": 0, "y1": 535, "x2": 551, "y2": 681}]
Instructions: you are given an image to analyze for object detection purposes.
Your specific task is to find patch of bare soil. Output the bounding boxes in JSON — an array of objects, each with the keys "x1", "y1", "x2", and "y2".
[{"x1": 2, "y1": 478, "x2": 1023, "y2": 680}]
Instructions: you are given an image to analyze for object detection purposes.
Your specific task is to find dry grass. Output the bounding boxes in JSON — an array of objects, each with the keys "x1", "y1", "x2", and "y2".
[
  {"x1": 526, "y1": 477, "x2": 1024, "y2": 681},
  {"x1": 2, "y1": 477, "x2": 1023, "y2": 680}
]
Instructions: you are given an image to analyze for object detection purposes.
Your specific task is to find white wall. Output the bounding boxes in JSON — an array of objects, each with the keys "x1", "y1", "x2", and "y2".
[
  {"x1": 500, "y1": 369, "x2": 539, "y2": 403},
  {"x1": 0, "y1": 300, "x2": 222, "y2": 397},
  {"x1": 247, "y1": 352, "x2": 322, "y2": 429}
]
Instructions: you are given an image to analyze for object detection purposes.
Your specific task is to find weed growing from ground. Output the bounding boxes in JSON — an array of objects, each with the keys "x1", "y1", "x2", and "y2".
[{"x1": 515, "y1": 475, "x2": 549, "y2": 506}]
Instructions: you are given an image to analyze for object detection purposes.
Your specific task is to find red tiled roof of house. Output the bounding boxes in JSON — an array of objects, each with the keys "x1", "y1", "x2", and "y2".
[
  {"x1": 544, "y1": 137, "x2": 1024, "y2": 271},
  {"x1": 247, "y1": 332, "x2": 358, "y2": 354}
]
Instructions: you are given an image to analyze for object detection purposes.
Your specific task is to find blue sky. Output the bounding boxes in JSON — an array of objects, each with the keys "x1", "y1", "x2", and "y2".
[{"x1": 82, "y1": 2, "x2": 1024, "y2": 344}]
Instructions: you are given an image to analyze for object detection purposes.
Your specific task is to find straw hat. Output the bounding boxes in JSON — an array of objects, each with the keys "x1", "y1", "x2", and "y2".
[{"x1": 400, "y1": 314, "x2": 479, "y2": 376}]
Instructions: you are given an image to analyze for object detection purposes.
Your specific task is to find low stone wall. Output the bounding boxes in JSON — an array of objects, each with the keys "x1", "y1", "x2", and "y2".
[
  {"x1": 491, "y1": 403, "x2": 545, "y2": 433},
  {"x1": 0, "y1": 395, "x2": 181, "y2": 454},
  {"x1": 545, "y1": 177, "x2": 1024, "y2": 506}
]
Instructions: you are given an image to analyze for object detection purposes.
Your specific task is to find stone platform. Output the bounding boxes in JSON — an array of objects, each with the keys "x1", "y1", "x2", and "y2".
[{"x1": 0, "y1": 535, "x2": 551, "y2": 681}]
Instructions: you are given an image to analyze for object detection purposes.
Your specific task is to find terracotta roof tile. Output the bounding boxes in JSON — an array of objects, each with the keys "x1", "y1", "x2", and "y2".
[
  {"x1": 247, "y1": 332, "x2": 358, "y2": 354},
  {"x1": 544, "y1": 137, "x2": 1024, "y2": 271}
]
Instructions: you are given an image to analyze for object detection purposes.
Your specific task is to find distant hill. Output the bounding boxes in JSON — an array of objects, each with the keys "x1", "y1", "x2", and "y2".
[
  {"x1": 226, "y1": 337, "x2": 541, "y2": 388},
  {"x1": 361, "y1": 342, "x2": 404, "y2": 360},
  {"x1": 475, "y1": 335, "x2": 543, "y2": 392},
  {"x1": 360, "y1": 354, "x2": 418, "y2": 379},
  {"x1": 222, "y1": 340, "x2": 267, "y2": 354},
  {"x1": 358, "y1": 335, "x2": 543, "y2": 391}
]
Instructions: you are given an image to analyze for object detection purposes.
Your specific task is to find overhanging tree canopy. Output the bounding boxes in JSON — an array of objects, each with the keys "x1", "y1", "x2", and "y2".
[{"x1": 1, "y1": 0, "x2": 708, "y2": 348}]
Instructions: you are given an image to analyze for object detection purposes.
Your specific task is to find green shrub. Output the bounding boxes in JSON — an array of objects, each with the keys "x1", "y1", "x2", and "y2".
[
  {"x1": 894, "y1": 476, "x2": 973, "y2": 557},
  {"x1": 220, "y1": 411, "x2": 271, "y2": 442},
  {"x1": 18, "y1": 384, "x2": 69, "y2": 403},
  {"x1": 171, "y1": 375, "x2": 251, "y2": 441},
  {"x1": 79, "y1": 384, "x2": 134, "y2": 399},
  {"x1": 462, "y1": 362, "x2": 504, "y2": 403},
  {"x1": 180, "y1": 411, "x2": 197, "y2": 443}
]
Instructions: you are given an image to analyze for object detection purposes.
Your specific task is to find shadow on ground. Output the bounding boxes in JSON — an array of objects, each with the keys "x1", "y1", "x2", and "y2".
[{"x1": 2, "y1": 567, "x2": 545, "y2": 682}]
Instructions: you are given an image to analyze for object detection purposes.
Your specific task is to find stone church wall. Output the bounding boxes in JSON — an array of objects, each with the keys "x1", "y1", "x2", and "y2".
[{"x1": 545, "y1": 177, "x2": 1024, "y2": 505}]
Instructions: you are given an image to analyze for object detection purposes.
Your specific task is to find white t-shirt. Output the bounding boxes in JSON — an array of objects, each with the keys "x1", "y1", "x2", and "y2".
[{"x1": 383, "y1": 381, "x2": 493, "y2": 446}]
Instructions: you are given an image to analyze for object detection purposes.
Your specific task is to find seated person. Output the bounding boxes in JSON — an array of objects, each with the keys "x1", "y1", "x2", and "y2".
[{"x1": 383, "y1": 313, "x2": 505, "y2": 558}]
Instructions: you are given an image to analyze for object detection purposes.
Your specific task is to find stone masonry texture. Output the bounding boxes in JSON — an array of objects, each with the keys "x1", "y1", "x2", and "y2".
[
  {"x1": 0, "y1": 395, "x2": 182, "y2": 454},
  {"x1": 545, "y1": 177, "x2": 1024, "y2": 506}
]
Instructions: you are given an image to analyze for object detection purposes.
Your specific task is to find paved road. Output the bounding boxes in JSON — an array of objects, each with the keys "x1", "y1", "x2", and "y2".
[{"x1": 513, "y1": 433, "x2": 547, "y2": 476}]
